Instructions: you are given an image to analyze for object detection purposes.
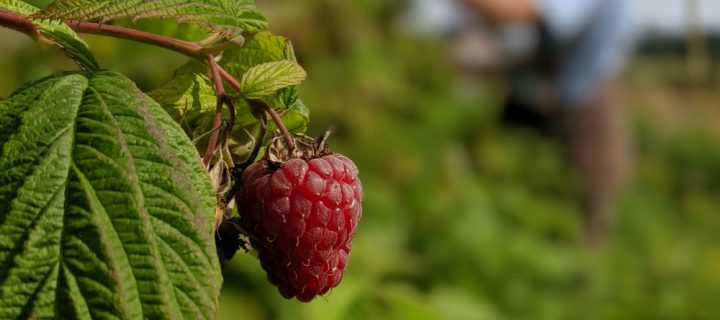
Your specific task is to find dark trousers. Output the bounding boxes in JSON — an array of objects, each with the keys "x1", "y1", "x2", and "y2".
[
  {"x1": 562, "y1": 84, "x2": 632, "y2": 245},
  {"x1": 502, "y1": 81, "x2": 633, "y2": 245}
]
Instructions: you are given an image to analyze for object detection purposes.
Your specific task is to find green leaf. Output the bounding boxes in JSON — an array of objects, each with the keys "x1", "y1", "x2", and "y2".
[
  {"x1": 148, "y1": 31, "x2": 309, "y2": 162},
  {"x1": 222, "y1": 31, "x2": 303, "y2": 110},
  {"x1": 147, "y1": 62, "x2": 260, "y2": 162},
  {"x1": 223, "y1": 31, "x2": 294, "y2": 73},
  {"x1": 0, "y1": 0, "x2": 99, "y2": 71},
  {"x1": 0, "y1": 71, "x2": 221, "y2": 319},
  {"x1": 241, "y1": 60, "x2": 307, "y2": 99},
  {"x1": 151, "y1": 31, "x2": 302, "y2": 119},
  {"x1": 147, "y1": 62, "x2": 222, "y2": 133},
  {"x1": 275, "y1": 99, "x2": 310, "y2": 134},
  {"x1": 37, "y1": 0, "x2": 267, "y2": 38}
]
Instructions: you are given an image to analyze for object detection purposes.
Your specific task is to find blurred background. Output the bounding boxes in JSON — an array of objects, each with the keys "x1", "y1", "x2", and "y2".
[{"x1": 2, "y1": 0, "x2": 720, "y2": 319}]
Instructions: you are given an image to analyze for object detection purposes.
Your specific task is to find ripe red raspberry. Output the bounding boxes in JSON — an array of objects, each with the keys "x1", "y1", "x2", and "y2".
[{"x1": 236, "y1": 153, "x2": 362, "y2": 301}]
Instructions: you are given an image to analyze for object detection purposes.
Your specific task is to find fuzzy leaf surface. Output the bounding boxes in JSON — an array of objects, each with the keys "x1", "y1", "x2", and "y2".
[
  {"x1": 222, "y1": 31, "x2": 303, "y2": 111},
  {"x1": 37, "y1": 0, "x2": 266, "y2": 37},
  {"x1": 0, "y1": 71, "x2": 221, "y2": 319},
  {"x1": 241, "y1": 60, "x2": 306, "y2": 99}
]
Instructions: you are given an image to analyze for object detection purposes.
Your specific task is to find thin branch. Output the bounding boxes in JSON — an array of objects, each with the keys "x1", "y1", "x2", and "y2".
[
  {"x1": 0, "y1": 10, "x2": 40, "y2": 39},
  {"x1": 0, "y1": 9, "x2": 204, "y2": 57},
  {"x1": 224, "y1": 114, "x2": 267, "y2": 204},
  {"x1": 208, "y1": 56, "x2": 227, "y2": 97},
  {"x1": 0, "y1": 9, "x2": 297, "y2": 161},
  {"x1": 218, "y1": 62, "x2": 296, "y2": 152},
  {"x1": 203, "y1": 56, "x2": 228, "y2": 166},
  {"x1": 239, "y1": 114, "x2": 267, "y2": 170},
  {"x1": 202, "y1": 100, "x2": 225, "y2": 166},
  {"x1": 226, "y1": 98, "x2": 236, "y2": 133},
  {"x1": 218, "y1": 66, "x2": 241, "y2": 90},
  {"x1": 248, "y1": 99, "x2": 295, "y2": 150},
  {"x1": 66, "y1": 20, "x2": 204, "y2": 57}
]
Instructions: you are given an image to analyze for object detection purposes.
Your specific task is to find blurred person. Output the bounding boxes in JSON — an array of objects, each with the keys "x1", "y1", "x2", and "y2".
[
  {"x1": 465, "y1": 0, "x2": 636, "y2": 245},
  {"x1": 409, "y1": 0, "x2": 636, "y2": 245}
]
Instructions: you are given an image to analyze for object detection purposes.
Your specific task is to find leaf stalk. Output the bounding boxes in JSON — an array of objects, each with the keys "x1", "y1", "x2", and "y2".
[{"x1": 0, "y1": 9, "x2": 296, "y2": 164}]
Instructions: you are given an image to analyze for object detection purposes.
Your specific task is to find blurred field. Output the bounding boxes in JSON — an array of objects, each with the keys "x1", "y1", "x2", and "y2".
[{"x1": 2, "y1": 1, "x2": 720, "y2": 319}]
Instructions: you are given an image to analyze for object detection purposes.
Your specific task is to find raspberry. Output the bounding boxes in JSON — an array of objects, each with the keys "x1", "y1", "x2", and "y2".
[{"x1": 236, "y1": 153, "x2": 362, "y2": 302}]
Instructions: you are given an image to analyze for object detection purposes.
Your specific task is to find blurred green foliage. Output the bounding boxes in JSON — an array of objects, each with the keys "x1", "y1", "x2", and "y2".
[{"x1": 2, "y1": 0, "x2": 720, "y2": 319}]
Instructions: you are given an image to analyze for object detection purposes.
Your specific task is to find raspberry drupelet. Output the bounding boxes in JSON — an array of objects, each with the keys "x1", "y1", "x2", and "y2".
[{"x1": 236, "y1": 153, "x2": 362, "y2": 302}]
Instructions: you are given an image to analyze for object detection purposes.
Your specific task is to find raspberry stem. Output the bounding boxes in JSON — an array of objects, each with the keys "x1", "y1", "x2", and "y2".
[
  {"x1": 203, "y1": 57, "x2": 231, "y2": 167},
  {"x1": 216, "y1": 66, "x2": 297, "y2": 152},
  {"x1": 238, "y1": 113, "x2": 268, "y2": 170},
  {"x1": 0, "y1": 9, "x2": 260, "y2": 167},
  {"x1": 248, "y1": 99, "x2": 296, "y2": 151}
]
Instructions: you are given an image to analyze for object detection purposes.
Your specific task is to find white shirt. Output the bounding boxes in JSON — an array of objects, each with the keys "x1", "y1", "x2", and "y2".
[
  {"x1": 537, "y1": 0, "x2": 634, "y2": 106},
  {"x1": 405, "y1": 0, "x2": 636, "y2": 107}
]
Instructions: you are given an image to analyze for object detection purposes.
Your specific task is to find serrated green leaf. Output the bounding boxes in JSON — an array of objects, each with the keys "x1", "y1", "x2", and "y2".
[
  {"x1": 222, "y1": 31, "x2": 303, "y2": 110},
  {"x1": 241, "y1": 60, "x2": 306, "y2": 99},
  {"x1": 148, "y1": 31, "x2": 309, "y2": 162},
  {"x1": 223, "y1": 31, "x2": 293, "y2": 72},
  {"x1": 37, "y1": 0, "x2": 267, "y2": 38},
  {"x1": 0, "y1": 0, "x2": 99, "y2": 71},
  {"x1": 0, "y1": 71, "x2": 221, "y2": 319},
  {"x1": 151, "y1": 31, "x2": 301, "y2": 118}
]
